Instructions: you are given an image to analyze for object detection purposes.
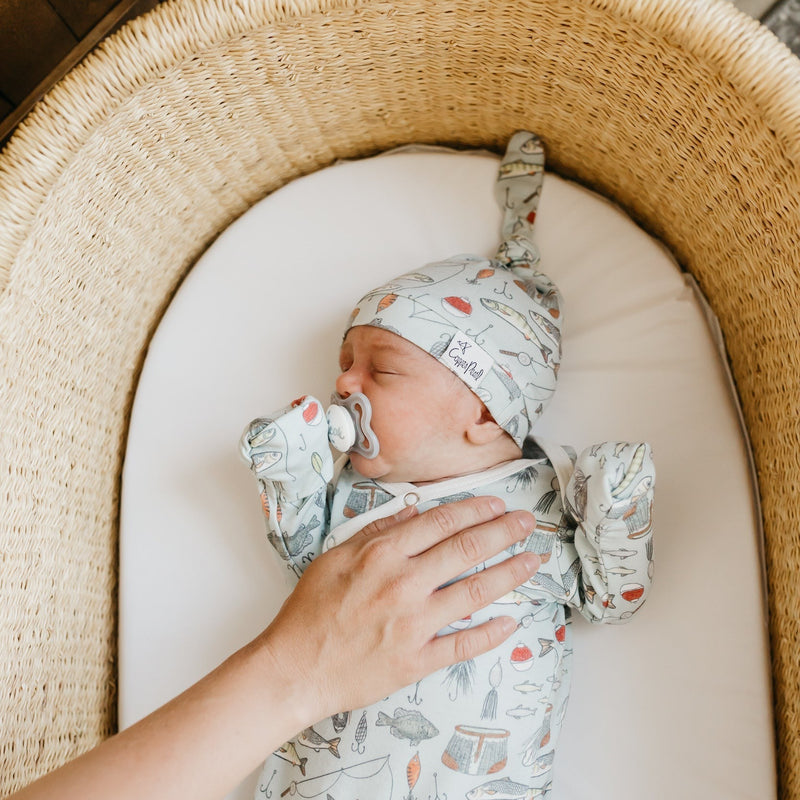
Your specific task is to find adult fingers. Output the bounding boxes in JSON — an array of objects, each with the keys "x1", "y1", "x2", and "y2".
[
  {"x1": 353, "y1": 502, "x2": 419, "y2": 539},
  {"x1": 424, "y1": 616, "x2": 520, "y2": 675},
  {"x1": 377, "y1": 496, "x2": 509, "y2": 557},
  {"x1": 428, "y1": 551, "x2": 541, "y2": 635},
  {"x1": 414, "y1": 507, "x2": 535, "y2": 588}
]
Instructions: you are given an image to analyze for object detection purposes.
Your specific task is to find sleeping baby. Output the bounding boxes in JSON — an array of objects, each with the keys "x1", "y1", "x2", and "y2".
[{"x1": 240, "y1": 131, "x2": 655, "y2": 799}]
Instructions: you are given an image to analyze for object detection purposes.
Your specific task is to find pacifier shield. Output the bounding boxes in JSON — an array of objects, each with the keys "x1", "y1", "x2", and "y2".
[{"x1": 326, "y1": 392, "x2": 380, "y2": 458}]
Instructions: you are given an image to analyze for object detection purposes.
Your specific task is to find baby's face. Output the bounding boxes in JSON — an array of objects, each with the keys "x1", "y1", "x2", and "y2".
[{"x1": 336, "y1": 326, "x2": 486, "y2": 483}]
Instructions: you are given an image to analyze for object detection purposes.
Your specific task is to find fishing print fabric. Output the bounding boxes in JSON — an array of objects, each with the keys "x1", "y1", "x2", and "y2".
[{"x1": 241, "y1": 404, "x2": 655, "y2": 798}]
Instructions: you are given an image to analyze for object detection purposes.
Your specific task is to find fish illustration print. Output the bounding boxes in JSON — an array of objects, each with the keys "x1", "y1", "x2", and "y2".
[
  {"x1": 513, "y1": 680, "x2": 543, "y2": 694},
  {"x1": 602, "y1": 547, "x2": 638, "y2": 559},
  {"x1": 530, "y1": 749, "x2": 555, "y2": 777},
  {"x1": 331, "y1": 711, "x2": 350, "y2": 733},
  {"x1": 376, "y1": 708, "x2": 439, "y2": 747},
  {"x1": 610, "y1": 443, "x2": 647, "y2": 498},
  {"x1": 480, "y1": 298, "x2": 552, "y2": 363},
  {"x1": 275, "y1": 741, "x2": 308, "y2": 775},
  {"x1": 466, "y1": 776, "x2": 548, "y2": 800},
  {"x1": 266, "y1": 527, "x2": 311, "y2": 562},
  {"x1": 527, "y1": 309, "x2": 561, "y2": 346},
  {"x1": 566, "y1": 468, "x2": 589, "y2": 522},
  {"x1": 506, "y1": 705, "x2": 537, "y2": 719},
  {"x1": 607, "y1": 477, "x2": 653, "y2": 517},
  {"x1": 603, "y1": 565, "x2": 636, "y2": 576},
  {"x1": 251, "y1": 449, "x2": 282, "y2": 472},
  {"x1": 267, "y1": 514, "x2": 318, "y2": 558},
  {"x1": 498, "y1": 159, "x2": 544, "y2": 180},
  {"x1": 247, "y1": 419, "x2": 278, "y2": 448},
  {"x1": 297, "y1": 726, "x2": 341, "y2": 758}
]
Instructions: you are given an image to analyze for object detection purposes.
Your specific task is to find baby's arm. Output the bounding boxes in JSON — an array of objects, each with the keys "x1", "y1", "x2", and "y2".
[
  {"x1": 240, "y1": 396, "x2": 334, "y2": 578},
  {"x1": 564, "y1": 441, "x2": 655, "y2": 623}
]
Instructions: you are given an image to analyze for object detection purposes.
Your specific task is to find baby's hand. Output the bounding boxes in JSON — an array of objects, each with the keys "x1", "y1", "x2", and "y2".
[
  {"x1": 566, "y1": 442, "x2": 655, "y2": 541},
  {"x1": 239, "y1": 417, "x2": 279, "y2": 466}
]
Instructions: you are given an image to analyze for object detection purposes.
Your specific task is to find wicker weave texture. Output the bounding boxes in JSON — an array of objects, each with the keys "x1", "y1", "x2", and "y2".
[{"x1": 1, "y1": 0, "x2": 798, "y2": 794}]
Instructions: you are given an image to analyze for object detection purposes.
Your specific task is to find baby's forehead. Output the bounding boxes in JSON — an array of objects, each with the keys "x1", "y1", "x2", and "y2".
[
  {"x1": 342, "y1": 325, "x2": 417, "y2": 356},
  {"x1": 342, "y1": 325, "x2": 451, "y2": 371}
]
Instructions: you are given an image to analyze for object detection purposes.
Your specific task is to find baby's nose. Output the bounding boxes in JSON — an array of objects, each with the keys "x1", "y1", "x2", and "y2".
[{"x1": 335, "y1": 369, "x2": 359, "y2": 397}]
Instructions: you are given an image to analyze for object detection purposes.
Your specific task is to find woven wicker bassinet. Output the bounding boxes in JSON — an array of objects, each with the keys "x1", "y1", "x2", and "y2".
[{"x1": 1, "y1": 0, "x2": 798, "y2": 794}]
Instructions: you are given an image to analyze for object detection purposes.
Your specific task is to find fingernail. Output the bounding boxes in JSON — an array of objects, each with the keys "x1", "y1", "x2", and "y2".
[
  {"x1": 521, "y1": 553, "x2": 541, "y2": 574},
  {"x1": 499, "y1": 616, "x2": 517, "y2": 635},
  {"x1": 488, "y1": 497, "x2": 505, "y2": 515},
  {"x1": 395, "y1": 505, "x2": 418, "y2": 520},
  {"x1": 516, "y1": 512, "x2": 535, "y2": 532}
]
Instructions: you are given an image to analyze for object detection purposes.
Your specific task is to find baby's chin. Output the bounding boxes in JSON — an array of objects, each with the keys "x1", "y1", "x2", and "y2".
[
  {"x1": 349, "y1": 452, "x2": 410, "y2": 483},
  {"x1": 350, "y1": 453, "x2": 397, "y2": 481}
]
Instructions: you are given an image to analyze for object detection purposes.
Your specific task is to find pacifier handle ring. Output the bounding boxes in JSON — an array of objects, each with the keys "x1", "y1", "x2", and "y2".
[{"x1": 327, "y1": 392, "x2": 380, "y2": 458}]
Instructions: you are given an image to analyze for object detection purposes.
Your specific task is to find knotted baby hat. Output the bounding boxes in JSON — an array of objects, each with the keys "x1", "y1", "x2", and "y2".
[{"x1": 344, "y1": 132, "x2": 563, "y2": 448}]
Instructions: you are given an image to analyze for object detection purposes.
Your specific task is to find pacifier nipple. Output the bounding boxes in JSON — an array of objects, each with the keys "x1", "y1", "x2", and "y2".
[{"x1": 326, "y1": 392, "x2": 380, "y2": 458}]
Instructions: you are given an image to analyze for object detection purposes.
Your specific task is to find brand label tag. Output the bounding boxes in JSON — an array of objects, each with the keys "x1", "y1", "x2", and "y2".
[{"x1": 438, "y1": 330, "x2": 494, "y2": 389}]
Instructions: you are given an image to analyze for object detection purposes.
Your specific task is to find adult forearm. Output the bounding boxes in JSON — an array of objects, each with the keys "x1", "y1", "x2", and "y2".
[{"x1": 10, "y1": 633, "x2": 306, "y2": 800}]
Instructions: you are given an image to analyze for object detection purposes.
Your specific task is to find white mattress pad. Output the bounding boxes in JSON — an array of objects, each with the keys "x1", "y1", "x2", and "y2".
[{"x1": 119, "y1": 149, "x2": 776, "y2": 799}]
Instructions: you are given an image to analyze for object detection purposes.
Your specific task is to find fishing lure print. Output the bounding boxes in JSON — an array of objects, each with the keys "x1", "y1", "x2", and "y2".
[
  {"x1": 481, "y1": 659, "x2": 503, "y2": 720},
  {"x1": 406, "y1": 752, "x2": 420, "y2": 800},
  {"x1": 378, "y1": 293, "x2": 398, "y2": 311},
  {"x1": 351, "y1": 711, "x2": 368, "y2": 754},
  {"x1": 521, "y1": 704, "x2": 553, "y2": 767},
  {"x1": 467, "y1": 267, "x2": 496, "y2": 284},
  {"x1": 442, "y1": 659, "x2": 476, "y2": 701}
]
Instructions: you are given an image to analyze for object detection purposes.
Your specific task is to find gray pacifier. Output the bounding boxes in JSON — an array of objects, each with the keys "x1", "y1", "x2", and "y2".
[{"x1": 326, "y1": 392, "x2": 380, "y2": 458}]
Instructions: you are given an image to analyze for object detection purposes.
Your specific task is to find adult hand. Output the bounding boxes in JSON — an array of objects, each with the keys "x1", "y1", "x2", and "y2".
[
  {"x1": 9, "y1": 497, "x2": 538, "y2": 800},
  {"x1": 262, "y1": 495, "x2": 540, "y2": 721}
]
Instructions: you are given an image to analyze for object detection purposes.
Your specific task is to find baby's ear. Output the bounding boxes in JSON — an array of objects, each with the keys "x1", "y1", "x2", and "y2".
[{"x1": 465, "y1": 406, "x2": 508, "y2": 445}]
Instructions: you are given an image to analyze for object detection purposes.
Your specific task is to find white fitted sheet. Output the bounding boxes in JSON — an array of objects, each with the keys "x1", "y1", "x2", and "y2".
[{"x1": 119, "y1": 149, "x2": 776, "y2": 799}]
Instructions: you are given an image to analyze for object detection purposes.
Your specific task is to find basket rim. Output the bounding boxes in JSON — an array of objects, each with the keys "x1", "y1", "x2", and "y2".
[{"x1": 0, "y1": 0, "x2": 799, "y2": 285}]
